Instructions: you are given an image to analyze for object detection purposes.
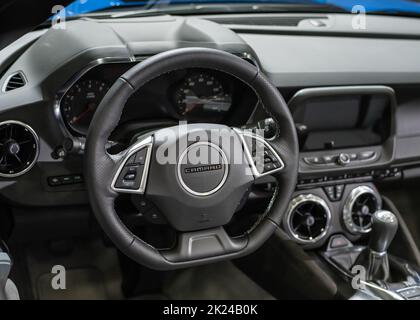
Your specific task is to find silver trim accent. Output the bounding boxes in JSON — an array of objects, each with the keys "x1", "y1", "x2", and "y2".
[
  {"x1": 111, "y1": 135, "x2": 153, "y2": 194},
  {"x1": 369, "y1": 249, "x2": 388, "y2": 257},
  {"x1": 337, "y1": 153, "x2": 351, "y2": 166},
  {"x1": 2, "y1": 71, "x2": 27, "y2": 93},
  {"x1": 0, "y1": 120, "x2": 40, "y2": 178},
  {"x1": 342, "y1": 185, "x2": 382, "y2": 234},
  {"x1": 285, "y1": 194, "x2": 331, "y2": 244},
  {"x1": 177, "y1": 142, "x2": 229, "y2": 197},
  {"x1": 234, "y1": 128, "x2": 285, "y2": 178},
  {"x1": 361, "y1": 281, "x2": 405, "y2": 300}
]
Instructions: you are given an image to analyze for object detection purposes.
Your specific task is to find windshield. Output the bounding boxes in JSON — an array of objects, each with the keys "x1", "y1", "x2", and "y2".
[{"x1": 65, "y1": 0, "x2": 420, "y2": 16}]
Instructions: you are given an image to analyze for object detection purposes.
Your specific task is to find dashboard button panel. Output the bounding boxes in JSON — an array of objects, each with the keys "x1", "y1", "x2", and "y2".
[
  {"x1": 47, "y1": 174, "x2": 84, "y2": 187},
  {"x1": 323, "y1": 184, "x2": 345, "y2": 202},
  {"x1": 297, "y1": 168, "x2": 402, "y2": 190},
  {"x1": 359, "y1": 151, "x2": 376, "y2": 160},
  {"x1": 303, "y1": 150, "x2": 378, "y2": 168}
]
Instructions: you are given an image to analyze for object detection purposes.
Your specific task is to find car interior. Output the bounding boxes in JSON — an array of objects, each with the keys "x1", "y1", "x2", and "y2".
[{"x1": 1, "y1": 0, "x2": 420, "y2": 301}]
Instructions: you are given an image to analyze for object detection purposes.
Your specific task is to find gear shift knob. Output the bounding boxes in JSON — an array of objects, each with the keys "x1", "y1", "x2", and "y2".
[{"x1": 369, "y1": 210, "x2": 398, "y2": 253}]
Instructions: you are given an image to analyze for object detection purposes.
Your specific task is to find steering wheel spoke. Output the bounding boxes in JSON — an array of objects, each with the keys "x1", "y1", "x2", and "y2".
[
  {"x1": 161, "y1": 227, "x2": 247, "y2": 263},
  {"x1": 111, "y1": 135, "x2": 153, "y2": 194},
  {"x1": 234, "y1": 128, "x2": 285, "y2": 178}
]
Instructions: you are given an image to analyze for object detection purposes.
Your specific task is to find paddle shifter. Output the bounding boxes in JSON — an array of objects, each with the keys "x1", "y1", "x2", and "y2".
[{"x1": 355, "y1": 210, "x2": 398, "y2": 282}]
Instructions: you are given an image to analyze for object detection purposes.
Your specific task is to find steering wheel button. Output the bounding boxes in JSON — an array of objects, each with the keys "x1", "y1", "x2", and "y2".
[
  {"x1": 116, "y1": 179, "x2": 135, "y2": 189},
  {"x1": 115, "y1": 165, "x2": 144, "y2": 190},
  {"x1": 124, "y1": 173, "x2": 136, "y2": 181},
  {"x1": 134, "y1": 148, "x2": 147, "y2": 164},
  {"x1": 127, "y1": 154, "x2": 136, "y2": 164},
  {"x1": 264, "y1": 163, "x2": 275, "y2": 172},
  {"x1": 126, "y1": 166, "x2": 137, "y2": 173}
]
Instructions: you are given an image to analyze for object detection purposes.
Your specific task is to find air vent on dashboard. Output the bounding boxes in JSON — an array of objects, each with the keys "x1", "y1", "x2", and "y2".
[
  {"x1": 0, "y1": 121, "x2": 39, "y2": 177},
  {"x1": 285, "y1": 194, "x2": 331, "y2": 244},
  {"x1": 343, "y1": 186, "x2": 382, "y2": 234},
  {"x1": 2, "y1": 72, "x2": 26, "y2": 92}
]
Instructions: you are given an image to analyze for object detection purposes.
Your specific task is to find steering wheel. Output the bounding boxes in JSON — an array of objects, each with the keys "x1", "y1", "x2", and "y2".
[{"x1": 85, "y1": 48, "x2": 298, "y2": 270}]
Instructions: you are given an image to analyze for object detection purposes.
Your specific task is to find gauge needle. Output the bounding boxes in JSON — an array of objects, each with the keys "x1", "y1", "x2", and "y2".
[
  {"x1": 183, "y1": 95, "x2": 230, "y2": 113},
  {"x1": 71, "y1": 103, "x2": 96, "y2": 124},
  {"x1": 183, "y1": 95, "x2": 214, "y2": 113}
]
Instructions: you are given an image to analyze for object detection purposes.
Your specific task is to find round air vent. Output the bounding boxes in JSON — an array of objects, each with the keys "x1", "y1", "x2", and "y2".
[
  {"x1": 342, "y1": 186, "x2": 382, "y2": 234},
  {"x1": 0, "y1": 121, "x2": 39, "y2": 177},
  {"x1": 285, "y1": 194, "x2": 331, "y2": 244}
]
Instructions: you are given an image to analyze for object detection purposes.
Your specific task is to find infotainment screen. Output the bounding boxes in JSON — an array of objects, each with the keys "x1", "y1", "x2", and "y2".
[{"x1": 291, "y1": 93, "x2": 392, "y2": 151}]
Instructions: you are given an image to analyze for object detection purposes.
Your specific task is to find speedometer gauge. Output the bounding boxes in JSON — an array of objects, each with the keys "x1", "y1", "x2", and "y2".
[
  {"x1": 61, "y1": 79, "x2": 110, "y2": 135},
  {"x1": 173, "y1": 73, "x2": 232, "y2": 121}
]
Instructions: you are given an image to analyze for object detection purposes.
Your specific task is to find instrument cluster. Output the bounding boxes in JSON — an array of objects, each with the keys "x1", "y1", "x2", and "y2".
[{"x1": 58, "y1": 63, "x2": 256, "y2": 137}]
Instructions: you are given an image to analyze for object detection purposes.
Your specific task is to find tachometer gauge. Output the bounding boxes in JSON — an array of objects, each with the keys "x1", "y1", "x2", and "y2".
[
  {"x1": 173, "y1": 73, "x2": 232, "y2": 121},
  {"x1": 60, "y1": 79, "x2": 110, "y2": 135}
]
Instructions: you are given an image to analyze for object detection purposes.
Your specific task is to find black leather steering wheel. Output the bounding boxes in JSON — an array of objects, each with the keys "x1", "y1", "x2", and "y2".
[{"x1": 85, "y1": 48, "x2": 298, "y2": 270}]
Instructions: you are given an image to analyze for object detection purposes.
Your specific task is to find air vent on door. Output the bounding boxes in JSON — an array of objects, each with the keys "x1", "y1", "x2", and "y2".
[
  {"x1": 343, "y1": 186, "x2": 382, "y2": 234},
  {"x1": 3, "y1": 72, "x2": 26, "y2": 92},
  {"x1": 285, "y1": 194, "x2": 331, "y2": 244},
  {"x1": 0, "y1": 121, "x2": 39, "y2": 177}
]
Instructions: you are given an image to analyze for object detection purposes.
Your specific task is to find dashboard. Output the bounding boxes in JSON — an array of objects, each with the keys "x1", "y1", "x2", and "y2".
[{"x1": 0, "y1": 13, "x2": 419, "y2": 232}]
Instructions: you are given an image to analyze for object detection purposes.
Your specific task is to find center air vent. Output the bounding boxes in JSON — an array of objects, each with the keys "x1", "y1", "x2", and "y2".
[
  {"x1": 2, "y1": 72, "x2": 26, "y2": 92},
  {"x1": 343, "y1": 186, "x2": 382, "y2": 234},
  {"x1": 0, "y1": 121, "x2": 39, "y2": 177},
  {"x1": 285, "y1": 194, "x2": 331, "y2": 244}
]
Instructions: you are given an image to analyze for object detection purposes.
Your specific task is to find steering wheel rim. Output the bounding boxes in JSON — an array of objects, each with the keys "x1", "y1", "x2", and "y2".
[{"x1": 85, "y1": 48, "x2": 298, "y2": 270}]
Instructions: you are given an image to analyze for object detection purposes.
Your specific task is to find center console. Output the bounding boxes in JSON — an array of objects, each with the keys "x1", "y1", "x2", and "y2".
[
  {"x1": 281, "y1": 86, "x2": 397, "y2": 249},
  {"x1": 278, "y1": 86, "x2": 420, "y2": 300}
]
